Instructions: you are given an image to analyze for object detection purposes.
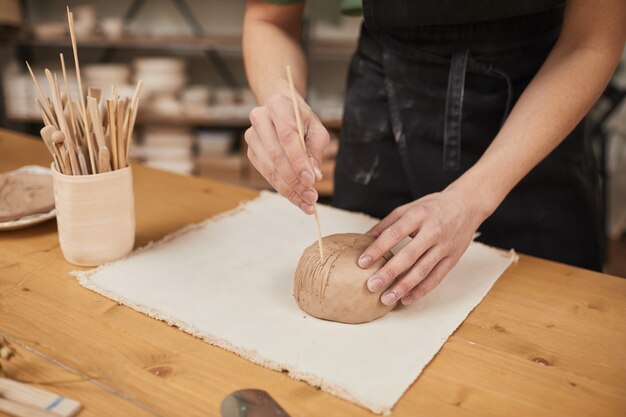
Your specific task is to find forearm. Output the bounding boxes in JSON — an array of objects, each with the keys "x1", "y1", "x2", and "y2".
[
  {"x1": 243, "y1": 0, "x2": 307, "y2": 103},
  {"x1": 448, "y1": 1, "x2": 626, "y2": 223}
]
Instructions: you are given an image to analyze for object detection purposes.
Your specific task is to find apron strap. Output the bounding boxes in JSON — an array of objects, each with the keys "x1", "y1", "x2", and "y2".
[
  {"x1": 443, "y1": 50, "x2": 514, "y2": 171},
  {"x1": 443, "y1": 49, "x2": 469, "y2": 171}
]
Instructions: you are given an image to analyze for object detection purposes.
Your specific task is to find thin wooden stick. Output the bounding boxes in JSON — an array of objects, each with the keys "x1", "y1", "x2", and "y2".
[
  {"x1": 79, "y1": 98, "x2": 97, "y2": 173},
  {"x1": 59, "y1": 53, "x2": 80, "y2": 150},
  {"x1": 44, "y1": 70, "x2": 79, "y2": 175},
  {"x1": 87, "y1": 97, "x2": 106, "y2": 149},
  {"x1": 124, "y1": 80, "x2": 143, "y2": 167},
  {"x1": 116, "y1": 98, "x2": 126, "y2": 169},
  {"x1": 98, "y1": 146, "x2": 111, "y2": 173},
  {"x1": 25, "y1": 61, "x2": 58, "y2": 129},
  {"x1": 67, "y1": 8, "x2": 92, "y2": 168},
  {"x1": 0, "y1": 377, "x2": 81, "y2": 417},
  {"x1": 40, "y1": 126, "x2": 62, "y2": 172},
  {"x1": 36, "y1": 100, "x2": 52, "y2": 126},
  {"x1": 0, "y1": 397, "x2": 58, "y2": 417},
  {"x1": 285, "y1": 65, "x2": 324, "y2": 261},
  {"x1": 61, "y1": 146, "x2": 71, "y2": 175},
  {"x1": 107, "y1": 99, "x2": 118, "y2": 170}
]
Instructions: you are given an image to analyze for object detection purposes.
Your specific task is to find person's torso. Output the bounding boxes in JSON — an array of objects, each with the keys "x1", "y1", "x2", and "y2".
[{"x1": 362, "y1": 0, "x2": 565, "y2": 27}]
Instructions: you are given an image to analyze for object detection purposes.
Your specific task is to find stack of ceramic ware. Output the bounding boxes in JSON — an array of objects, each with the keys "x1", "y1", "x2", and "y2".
[
  {"x1": 73, "y1": 5, "x2": 97, "y2": 38},
  {"x1": 181, "y1": 85, "x2": 210, "y2": 117},
  {"x1": 4, "y1": 62, "x2": 79, "y2": 119},
  {"x1": 196, "y1": 129, "x2": 235, "y2": 156},
  {"x1": 208, "y1": 88, "x2": 256, "y2": 119},
  {"x1": 3, "y1": 72, "x2": 34, "y2": 118},
  {"x1": 101, "y1": 17, "x2": 124, "y2": 39},
  {"x1": 134, "y1": 58, "x2": 187, "y2": 114},
  {"x1": 84, "y1": 64, "x2": 131, "y2": 92},
  {"x1": 142, "y1": 127, "x2": 194, "y2": 175},
  {"x1": 195, "y1": 130, "x2": 241, "y2": 182}
]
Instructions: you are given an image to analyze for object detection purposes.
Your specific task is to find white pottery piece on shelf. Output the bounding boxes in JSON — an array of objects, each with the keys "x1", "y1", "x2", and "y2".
[
  {"x1": 137, "y1": 72, "x2": 186, "y2": 97},
  {"x1": 151, "y1": 94, "x2": 183, "y2": 115},
  {"x1": 182, "y1": 85, "x2": 210, "y2": 106},
  {"x1": 212, "y1": 87, "x2": 236, "y2": 106},
  {"x1": 33, "y1": 22, "x2": 67, "y2": 39},
  {"x1": 196, "y1": 130, "x2": 236, "y2": 155},
  {"x1": 84, "y1": 64, "x2": 130, "y2": 81},
  {"x1": 134, "y1": 57, "x2": 186, "y2": 74},
  {"x1": 101, "y1": 17, "x2": 124, "y2": 39},
  {"x1": 143, "y1": 127, "x2": 194, "y2": 148},
  {"x1": 74, "y1": 4, "x2": 97, "y2": 37},
  {"x1": 52, "y1": 165, "x2": 135, "y2": 266}
]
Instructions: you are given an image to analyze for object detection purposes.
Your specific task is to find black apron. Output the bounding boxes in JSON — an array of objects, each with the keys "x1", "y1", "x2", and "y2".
[{"x1": 332, "y1": 5, "x2": 603, "y2": 270}]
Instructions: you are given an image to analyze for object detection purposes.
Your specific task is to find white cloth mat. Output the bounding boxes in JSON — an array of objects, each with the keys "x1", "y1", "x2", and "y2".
[{"x1": 74, "y1": 191, "x2": 515, "y2": 414}]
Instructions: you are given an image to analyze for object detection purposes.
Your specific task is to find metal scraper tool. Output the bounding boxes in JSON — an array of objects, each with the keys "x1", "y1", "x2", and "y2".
[{"x1": 220, "y1": 389, "x2": 290, "y2": 417}]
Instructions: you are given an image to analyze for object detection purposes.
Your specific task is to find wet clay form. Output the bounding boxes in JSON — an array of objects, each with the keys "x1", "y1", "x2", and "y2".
[
  {"x1": 294, "y1": 233, "x2": 396, "y2": 324},
  {"x1": 0, "y1": 172, "x2": 54, "y2": 222}
]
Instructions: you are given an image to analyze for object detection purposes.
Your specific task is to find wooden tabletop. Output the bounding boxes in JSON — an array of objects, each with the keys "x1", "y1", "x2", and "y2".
[{"x1": 1, "y1": 128, "x2": 625, "y2": 417}]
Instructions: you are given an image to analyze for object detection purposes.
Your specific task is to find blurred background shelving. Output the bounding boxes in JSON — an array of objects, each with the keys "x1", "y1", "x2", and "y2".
[{"x1": 0, "y1": 0, "x2": 360, "y2": 198}]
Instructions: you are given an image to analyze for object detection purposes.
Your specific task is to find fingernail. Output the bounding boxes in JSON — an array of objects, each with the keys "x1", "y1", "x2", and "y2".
[
  {"x1": 401, "y1": 296, "x2": 413, "y2": 305},
  {"x1": 303, "y1": 190, "x2": 317, "y2": 204},
  {"x1": 299, "y1": 202, "x2": 314, "y2": 214},
  {"x1": 358, "y1": 255, "x2": 371, "y2": 268},
  {"x1": 367, "y1": 277, "x2": 383, "y2": 292},
  {"x1": 381, "y1": 291, "x2": 397, "y2": 305},
  {"x1": 301, "y1": 171, "x2": 314, "y2": 185},
  {"x1": 314, "y1": 166, "x2": 323, "y2": 181}
]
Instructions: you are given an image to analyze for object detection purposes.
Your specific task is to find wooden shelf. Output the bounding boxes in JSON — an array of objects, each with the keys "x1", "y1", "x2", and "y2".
[
  {"x1": 14, "y1": 34, "x2": 242, "y2": 53},
  {"x1": 7, "y1": 114, "x2": 342, "y2": 129},
  {"x1": 13, "y1": 34, "x2": 355, "y2": 57}
]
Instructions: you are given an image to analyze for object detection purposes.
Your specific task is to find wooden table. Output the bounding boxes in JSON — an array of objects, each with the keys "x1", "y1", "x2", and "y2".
[{"x1": 1, "y1": 128, "x2": 625, "y2": 417}]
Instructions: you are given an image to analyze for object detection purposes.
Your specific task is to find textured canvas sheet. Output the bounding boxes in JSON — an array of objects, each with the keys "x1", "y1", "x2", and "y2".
[{"x1": 74, "y1": 192, "x2": 516, "y2": 414}]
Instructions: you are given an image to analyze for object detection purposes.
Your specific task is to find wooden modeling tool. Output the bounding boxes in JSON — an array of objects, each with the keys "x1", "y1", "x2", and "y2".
[
  {"x1": 98, "y1": 146, "x2": 111, "y2": 173},
  {"x1": 40, "y1": 126, "x2": 62, "y2": 173},
  {"x1": 25, "y1": 61, "x2": 58, "y2": 129},
  {"x1": 286, "y1": 65, "x2": 324, "y2": 262},
  {"x1": 0, "y1": 377, "x2": 81, "y2": 417},
  {"x1": 24, "y1": 7, "x2": 142, "y2": 176}
]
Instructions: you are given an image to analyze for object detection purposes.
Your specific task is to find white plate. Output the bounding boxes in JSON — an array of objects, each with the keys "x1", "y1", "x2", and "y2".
[{"x1": 0, "y1": 165, "x2": 56, "y2": 231}]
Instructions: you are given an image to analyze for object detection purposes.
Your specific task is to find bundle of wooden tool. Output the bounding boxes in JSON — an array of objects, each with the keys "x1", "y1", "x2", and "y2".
[{"x1": 26, "y1": 7, "x2": 142, "y2": 176}]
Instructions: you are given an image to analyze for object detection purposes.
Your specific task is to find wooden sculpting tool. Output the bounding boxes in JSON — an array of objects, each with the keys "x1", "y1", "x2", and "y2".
[
  {"x1": 107, "y1": 99, "x2": 118, "y2": 171},
  {"x1": 25, "y1": 7, "x2": 142, "y2": 176},
  {"x1": 40, "y1": 125, "x2": 63, "y2": 173},
  {"x1": 25, "y1": 61, "x2": 58, "y2": 129},
  {"x1": 0, "y1": 377, "x2": 81, "y2": 417},
  {"x1": 286, "y1": 65, "x2": 324, "y2": 262},
  {"x1": 67, "y1": 8, "x2": 91, "y2": 148},
  {"x1": 44, "y1": 70, "x2": 79, "y2": 175},
  {"x1": 98, "y1": 146, "x2": 111, "y2": 173},
  {"x1": 87, "y1": 97, "x2": 106, "y2": 150}
]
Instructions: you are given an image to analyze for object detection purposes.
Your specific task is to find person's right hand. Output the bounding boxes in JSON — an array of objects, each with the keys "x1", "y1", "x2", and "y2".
[{"x1": 245, "y1": 93, "x2": 330, "y2": 214}]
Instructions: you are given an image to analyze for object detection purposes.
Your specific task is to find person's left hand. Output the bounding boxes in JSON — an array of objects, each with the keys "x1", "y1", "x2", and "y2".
[{"x1": 358, "y1": 189, "x2": 487, "y2": 306}]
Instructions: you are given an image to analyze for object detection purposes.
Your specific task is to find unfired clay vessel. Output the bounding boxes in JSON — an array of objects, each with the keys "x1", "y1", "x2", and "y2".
[
  {"x1": 52, "y1": 165, "x2": 135, "y2": 266},
  {"x1": 294, "y1": 233, "x2": 396, "y2": 324}
]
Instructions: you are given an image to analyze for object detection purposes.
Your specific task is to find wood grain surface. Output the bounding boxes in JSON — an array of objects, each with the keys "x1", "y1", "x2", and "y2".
[{"x1": 0, "y1": 128, "x2": 625, "y2": 417}]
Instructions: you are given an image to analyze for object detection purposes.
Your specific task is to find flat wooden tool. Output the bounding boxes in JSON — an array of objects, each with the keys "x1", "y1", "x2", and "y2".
[
  {"x1": 285, "y1": 65, "x2": 324, "y2": 261},
  {"x1": 0, "y1": 378, "x2": 81, "y2": 417}
]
